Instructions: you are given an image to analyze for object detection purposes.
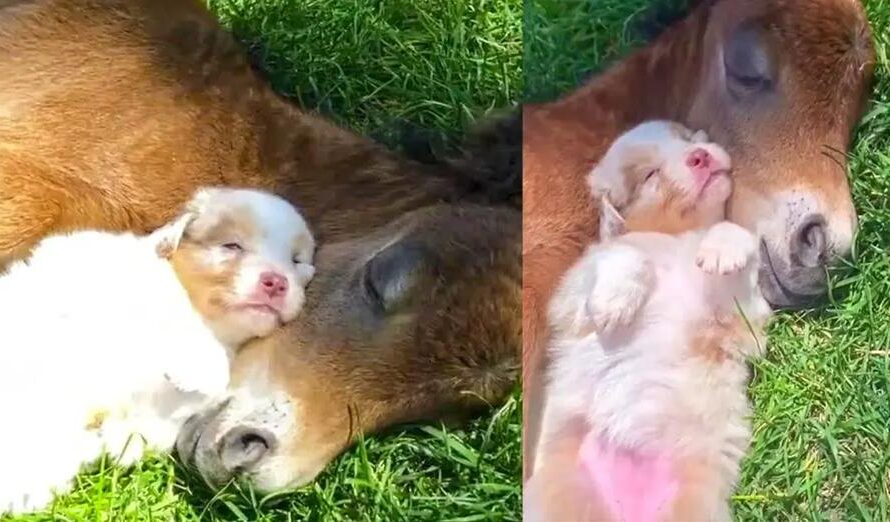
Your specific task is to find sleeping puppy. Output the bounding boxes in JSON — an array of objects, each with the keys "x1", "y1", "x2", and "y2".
[
  {"x1": 526, "y1": 121, "x2": 773, "y2": 521},
  {"x1": 0, "y1": 187, "x2": 315, "y2": 515}
]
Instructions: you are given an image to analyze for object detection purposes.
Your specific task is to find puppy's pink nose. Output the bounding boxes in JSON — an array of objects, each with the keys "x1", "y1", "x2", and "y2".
[
  {"x1": 259, "y1": 272, "x2": 288, "y2": 299},
  {"x1": 686, "y1": 148, "x2": 712, "y2": 171},
  {"x1": 687, "y1": 148, "x2": 723, "y2": 188}
]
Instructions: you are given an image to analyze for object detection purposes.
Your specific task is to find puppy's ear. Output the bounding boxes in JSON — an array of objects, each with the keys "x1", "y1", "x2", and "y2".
[
  {"x1": 295, "y1": 263, "x2": 316, "y2": 286},
  {"x1": 690, "y1": 129, "x2": 709, "y2": 143},
  {"x1": 151, "y1": 211, "x2": 197, "y2": 259},
  {"x1": 587, "y1": 163, "x2": 629, "y2": 210},
  {"x1": 181, "y1": 187, "x2": 220, "y2": 218},
  {"x1": 599, "y1": 196, "x2": 626, "y2": 240},
  {"x1": 150, "y1": 187, "x2": 221, "y2": 258},
  {"x1": 363, "y1": 239, "x2": 431, "y2": 313}
]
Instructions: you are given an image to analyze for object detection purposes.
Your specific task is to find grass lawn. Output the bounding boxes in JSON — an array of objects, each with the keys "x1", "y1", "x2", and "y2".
[
  {"x1": 526, "y1": 0, "x2": 890, "y2": 519},
  {"x1": 2, "y1": 1, "x2": 522, "y2": 521}
]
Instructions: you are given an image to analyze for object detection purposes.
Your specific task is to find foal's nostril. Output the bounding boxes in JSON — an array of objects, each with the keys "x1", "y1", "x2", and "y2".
[
  {"x1": 790, "y1": 215, "x2": 828, "y2": 268},
  {"x1": 219, "y1": 427, "x2": 276, "y2": 473}
]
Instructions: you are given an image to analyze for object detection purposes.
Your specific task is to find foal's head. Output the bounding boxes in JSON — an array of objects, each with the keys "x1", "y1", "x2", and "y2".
[{"x1": 677, "y1": 0, "x2": 874, "y2": 307}]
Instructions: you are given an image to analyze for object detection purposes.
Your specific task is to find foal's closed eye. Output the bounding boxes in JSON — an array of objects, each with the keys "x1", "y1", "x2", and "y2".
[
  {"x1": 645, "y1": 168, "x2": 660, "y2": 181},
  {"x1": 222, "y1": 242, "x2": 243, "y2": 252}
]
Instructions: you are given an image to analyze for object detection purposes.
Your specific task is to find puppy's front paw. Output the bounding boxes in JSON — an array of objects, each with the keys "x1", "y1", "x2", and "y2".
[
  {"x1": 695, "y1": 222, "x2": 757, "y2": 274},
  {"x1": 587, "y1": 278, "x2": 650, "y2": 334},
  {"x1": 550, "y1": 244, "x2": 653, "y2": 336},
  {"x1": 586, "y1": 248, "x2": 653, "y2": 334}
]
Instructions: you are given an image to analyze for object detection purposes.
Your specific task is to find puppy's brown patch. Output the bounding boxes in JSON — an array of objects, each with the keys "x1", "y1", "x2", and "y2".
[
  {"x1": 690, "y1": 312, "x2": 763, "y2": 364},
  {"x1": 622, "y1": 190, "x2": 711, "y2": 235},
  {"x1": 689, "y1": 317, "x2": 734, "y2": 364},
  {"x1": 170, "y1": 246, "x2": 240, "y2": 322},
  {"x1": 617, "y1": 145, "x2": 662, "y2": 192},
  {"x1": 84, "y1": 408, "x2": 109, "y2": 431},
  {"x1": 192, "y1": 206, "x2": 260, "y2": 248},
  {"x1": 169, "y1": 207, "x2": 258, "y2": 322}
]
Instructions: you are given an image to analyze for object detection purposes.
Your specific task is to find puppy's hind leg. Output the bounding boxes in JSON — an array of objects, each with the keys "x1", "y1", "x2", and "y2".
[{"x1": 525, "y1": 419, "x2": 615, "y2": 522}]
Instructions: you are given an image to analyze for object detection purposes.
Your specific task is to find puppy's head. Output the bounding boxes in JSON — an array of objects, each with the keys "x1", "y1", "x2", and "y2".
[
  {"x1": 153, "y1": 187, "x2": 316, "y2": 347},
  {"x1": 589, "y1": 120, "x2": 733, "y2": 235}
]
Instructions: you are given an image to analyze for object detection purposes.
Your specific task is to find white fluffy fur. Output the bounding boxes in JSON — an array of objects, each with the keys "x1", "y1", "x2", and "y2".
[
  {"x1": 539, "y1": 224, "x2": 771, "y2": 516},
  {"x1": 0, "y1": 188, "x2": 314, "y2": 514},
  {"x1": 531, "y1": 121, "x2": 773, "y2": 520}
]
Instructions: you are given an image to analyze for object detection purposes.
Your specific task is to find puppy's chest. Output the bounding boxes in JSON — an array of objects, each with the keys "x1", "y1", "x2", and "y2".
[
  {"x1": 644, "y1": 248, "x2": 711, "y2": 324},
  {"x1": 589, "y1": 243, "x2": 751, "y2": 448}
]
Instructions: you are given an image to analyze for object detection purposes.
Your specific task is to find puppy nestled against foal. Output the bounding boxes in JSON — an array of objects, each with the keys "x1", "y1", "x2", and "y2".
[
  {"x1": 525, "y1": 122, "x2": 773, "y2": 521},
  {"x1": 523, "y1": 0, "x2": 875, "y2": 470},
  {"x1": 0, "y1": 0, "x2": 520, "y2": 498},
  {"x1": 0, "y1": 188, "x2": 315, "y2": 514}
]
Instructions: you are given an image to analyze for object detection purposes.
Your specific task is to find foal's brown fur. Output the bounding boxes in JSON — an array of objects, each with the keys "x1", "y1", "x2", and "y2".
[
  {"x1": 523, "y1": 0, "x2": 874, "y2": 474},
  {"x1": 0, "y1": 0, "x2": 480, "y2": 264}
]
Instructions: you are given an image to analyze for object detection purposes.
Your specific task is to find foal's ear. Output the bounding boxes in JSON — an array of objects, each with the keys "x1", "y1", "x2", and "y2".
[
  {"x1": 599, "y1": 196, "x2": 626, "y2": 240},
  {"x1": 363, "y1": 239, "x2": 431, "y2": 313},
  {"x1": 151, "y1": 211, "x2": 198, "y2": 259}
]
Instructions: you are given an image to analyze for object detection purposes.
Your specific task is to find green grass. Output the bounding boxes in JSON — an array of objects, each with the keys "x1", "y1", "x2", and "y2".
[
  {"x1": 526, "y1": 0, "x2": 890, "y2": 519},
  {"x1": 8, "y1": 398, "x2": 520, "y2": 521},
  {"x1": 2, "y1": 1, "x2": 521, "y2": 521},
  {"x1": 210, "y1": 0, "x2": 521, "y2": 135}
]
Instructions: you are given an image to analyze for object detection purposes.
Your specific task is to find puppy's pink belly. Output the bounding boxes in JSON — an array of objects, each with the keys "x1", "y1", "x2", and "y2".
[{"x1": 578, "y1": 433, "x2": 679, "y2": 522}]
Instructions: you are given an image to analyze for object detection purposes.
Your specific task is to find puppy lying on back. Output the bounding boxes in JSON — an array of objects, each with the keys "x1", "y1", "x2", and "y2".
[
  {"x1": 525, "y1": 121, "x2": 773, "y2": 521},
  {"x1": 0, "y1": 188, "x2": 315, "y2": 515}
]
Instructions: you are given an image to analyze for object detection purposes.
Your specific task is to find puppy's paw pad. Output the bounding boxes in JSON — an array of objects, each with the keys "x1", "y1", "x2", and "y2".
[{"x1": 696, "y1": 244, "x2": 747, "y2": 274}]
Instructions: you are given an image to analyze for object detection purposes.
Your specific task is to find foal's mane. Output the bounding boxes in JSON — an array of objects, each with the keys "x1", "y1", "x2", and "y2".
[{"x1": 634, "y1": 0, "x2": 713, "y2": 41}]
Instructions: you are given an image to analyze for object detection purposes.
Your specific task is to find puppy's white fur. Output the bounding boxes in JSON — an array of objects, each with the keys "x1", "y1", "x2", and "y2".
[
  {"x1": 0, "y1": 187, "x2": 314, "y2": 514},
  {"x1": 529, "y1": 121, "x2": 772, "y2": 521}
]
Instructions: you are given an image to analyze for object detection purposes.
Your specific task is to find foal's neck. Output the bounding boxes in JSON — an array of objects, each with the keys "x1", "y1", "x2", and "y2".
[{"x1": 560, "y1": 6, "x2": 709, "y2": 127}]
